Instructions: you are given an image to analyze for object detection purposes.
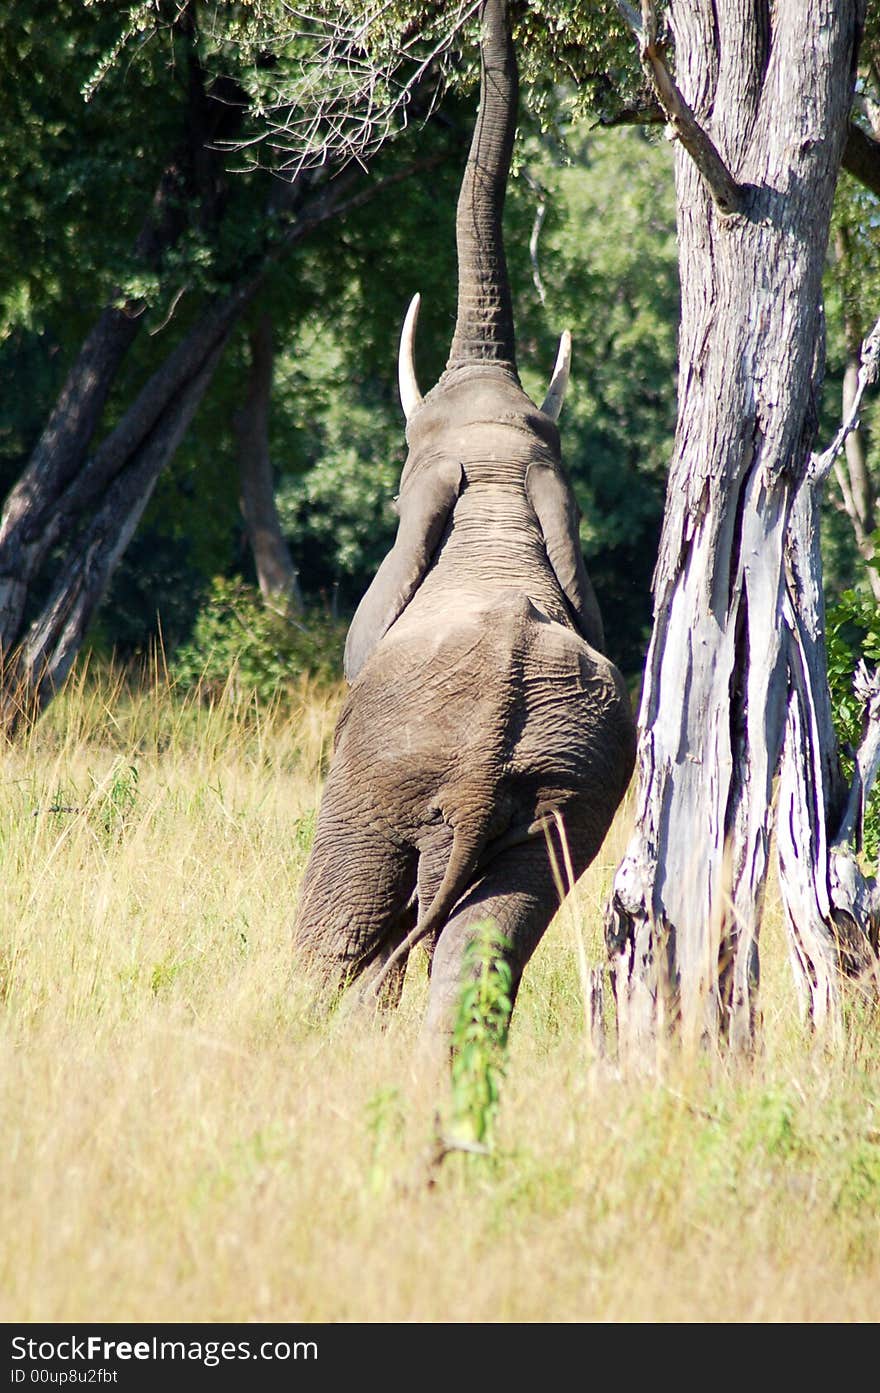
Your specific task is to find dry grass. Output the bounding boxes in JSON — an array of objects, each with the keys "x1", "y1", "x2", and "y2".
[{"x1": 1, "y1": 664, "x2": 879, "y2": 1323}]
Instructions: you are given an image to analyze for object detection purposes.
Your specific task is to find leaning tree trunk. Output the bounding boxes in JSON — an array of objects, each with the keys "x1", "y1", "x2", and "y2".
[
  {"x1": 2, "y1": 333, "x2": 231, "y2": 730},
  {"x1": 607, "y1": 0, "x2": 872, "y2": 1051},
  {"x1": 0, "y1": 159, "x2": 187, "y2": 652}
]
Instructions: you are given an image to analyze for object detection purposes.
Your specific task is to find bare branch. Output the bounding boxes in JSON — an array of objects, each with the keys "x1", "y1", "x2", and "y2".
[
  {"x1": 809, "y1": 314, "x2": 880, "y2": 482},
  {"x1": 595, "y1": 101, "x2": 664, "y2": 128},
  {"x1": 219, "y1": 0, "x2": 482, "y2": 180},
  {"x1": 522, "y1": 171, "x2": 547, "y2": 306},
  {"x1": 835, "y1": 663, "x2": 880, "y2": 851},
  {"x1": 614, "y1": 0, "x2": 744, "y2": 216}
]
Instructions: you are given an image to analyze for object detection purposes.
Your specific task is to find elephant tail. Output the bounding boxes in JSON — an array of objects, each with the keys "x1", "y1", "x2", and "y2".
[{"x1": 364, "y1": 819, "x2": 486, "y2": 1001}]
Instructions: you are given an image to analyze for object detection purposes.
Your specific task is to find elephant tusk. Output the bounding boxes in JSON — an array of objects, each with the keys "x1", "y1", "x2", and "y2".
[
  {"x1": 541, "y1": 330, "x2": 572, "y2": 422},
  {"x1": 398, "y1": 292, "x2": 425, "y2": 421}
]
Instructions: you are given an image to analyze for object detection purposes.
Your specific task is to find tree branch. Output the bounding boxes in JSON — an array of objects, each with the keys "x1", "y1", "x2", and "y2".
[
  {"x1": 613, "y1": 0, "x2": 644, "y2": 39},
  {"x1": 842, "y1": 120, "x2": 880, "y2": 198},
  {"x1": 809, "y1": 313, "x2": 880, "y2": 482},
  {"x1": 612, "y1": 0, "x2": 745, "y2": 216},
  {"x1": 522, "y1": 170, "x2": 547, "y2": 305},
  {"x1": 595, "y1": 101, "x2": 665, "y2": 128}
]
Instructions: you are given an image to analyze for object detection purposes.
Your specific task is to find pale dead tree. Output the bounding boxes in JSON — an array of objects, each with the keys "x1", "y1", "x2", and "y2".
[
  {"x1": 606, "y1": 0, "x2": 880, "y2": 1054},
  {"x1": 776, "y1": 316, "x2": 880, "y2": 1037}
]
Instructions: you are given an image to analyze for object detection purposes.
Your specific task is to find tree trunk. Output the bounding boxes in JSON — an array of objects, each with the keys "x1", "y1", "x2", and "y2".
[
  {"x1": 234, "y1": 312, "x2": 302, "y2": 611},
  {"x1": 0, "y1": 333, "x2": 230, "y2": 733},
  {"x1": 607, "y1": 0, "x2": 872, "y2": 1053},
  {"x1": 0, "y1": 157, "x2": 190, "y2": 650}
]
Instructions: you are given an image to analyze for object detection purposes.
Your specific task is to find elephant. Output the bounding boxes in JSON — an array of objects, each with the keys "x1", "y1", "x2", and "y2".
[{"x1": 294, "y1": 0, "x2": 636, "y2": 1040}]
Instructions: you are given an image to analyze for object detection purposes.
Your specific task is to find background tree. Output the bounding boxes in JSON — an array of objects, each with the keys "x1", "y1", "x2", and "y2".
[{"x1": 0, "y1": 0, "x2": 458, "y2": 728}]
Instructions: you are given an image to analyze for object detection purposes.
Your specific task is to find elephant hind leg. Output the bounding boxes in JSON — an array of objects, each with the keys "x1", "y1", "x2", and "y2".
[
  {"x1": 422, "y1": 826, "x2": 590, "y2": 1042},
  {"x1": 294, "y1": 829, "x2": 417, "y2": 993},
  {"x1": 369, "y1": 898, "x2": 418, "y2": 1011}
]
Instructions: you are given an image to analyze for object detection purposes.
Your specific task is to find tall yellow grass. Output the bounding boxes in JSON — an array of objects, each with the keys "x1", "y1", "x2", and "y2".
[{"x1": 1, "y1": 663, "x2": 878, "y2": 1322}]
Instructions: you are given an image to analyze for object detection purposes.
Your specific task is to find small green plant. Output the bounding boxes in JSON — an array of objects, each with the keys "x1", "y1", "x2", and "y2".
[
  {"x1": 449, "y1": 921, "x2": 514, "y2": 1150},
  {"x1": 293, "y1": 809, "x2": 317, "y2": 857},
  {"x1": 149, "y1": 958, "x2": 183, "y2": 997},
  {"x1": 365, "y1": 1087, "x2": 404, "y2": 1196},
  {"x1": 172, "y1": 578, "x2": 346, "y2": 703},
  {"x1": 96, "y1": 762, "x2": 139, "y2": 841}
]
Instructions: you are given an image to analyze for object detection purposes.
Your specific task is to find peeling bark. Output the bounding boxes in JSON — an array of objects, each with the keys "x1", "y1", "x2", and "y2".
[
  {"x1": 777, "y1": 481, "x2": 880, "y2": 1030},
  {"x1": 607, "y1": 0, "x2": 875, "y2": 1053}
]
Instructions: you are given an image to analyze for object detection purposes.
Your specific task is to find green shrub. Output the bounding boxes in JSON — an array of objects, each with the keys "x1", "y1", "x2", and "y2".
[
  {"x1": 449, "y1": 921, "x2": 514, "y2": 1150},
  {"x1": 827, "y1": 583, "x2": 880, "y2": 860},
  {"x1": 171, "y1": 578, "x2": 346, "y2": 703}
]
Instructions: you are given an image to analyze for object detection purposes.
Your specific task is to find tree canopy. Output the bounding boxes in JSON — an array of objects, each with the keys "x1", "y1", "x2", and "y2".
[{"x1": 1, "y1": 0, "x2": 879, "y2": 697}]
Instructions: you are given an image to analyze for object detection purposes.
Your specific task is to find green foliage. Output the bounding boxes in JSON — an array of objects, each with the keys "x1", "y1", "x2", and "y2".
[
  {"x1": 0, "y1": 0, "x2": 671, "y2": 676},
  {"x1": 511, "y1": 124, "x2": 678, "y2": 671},
  {"x1": 171, "y1": 579, "x2": 345, "y2": 702},
  {"x1": 365, "y1": 1086, "x2": 405, "y2": 1195},
  {"x1": 292, "y1": 809, "x2": 317, "y2": 858},
  {"x1": 19, "y1": 0, "x2": 880, "y2": 694},
  {"x1": 210, "y1": 0, "x2": 645, "y2": 162},
  {"x1": 827, "y1": 583, "x2": 880, "y2": 859},
  {"x1": 820, "y1": 171, "x2": 880, "y2": 592},
  {"x1": 513, "y1": 0, "x2": 646, "y2": 129},
  {"x1": 149, "y1": 957, "x2": 185, "y2": 998},
  {"x1": 92, "y1": 527, "x2": 214, "y2": 658},
  {"x1": 274, "y1": 402, "x2": 403, "y2": 608},
  {"x1": 449, "y1": 920, "x2": 514, "y2": 1149}
]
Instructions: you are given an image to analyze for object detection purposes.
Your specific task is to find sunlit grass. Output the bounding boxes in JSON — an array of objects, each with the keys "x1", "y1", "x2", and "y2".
[{"x1": 1, "y1": 663, "x2": 879, "y2": 1322}]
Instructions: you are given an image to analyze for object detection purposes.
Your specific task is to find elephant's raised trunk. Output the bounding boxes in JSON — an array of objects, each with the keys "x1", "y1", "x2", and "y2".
[
  {"x1": 446, "y1": 0, "x2": 518, "y2": 377},
  {"x1": 398, "y1": 0, "x2": 570, "y2": 422}
]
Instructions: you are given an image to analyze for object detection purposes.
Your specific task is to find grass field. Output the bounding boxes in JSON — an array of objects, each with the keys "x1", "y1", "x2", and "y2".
[{"x1": 1, "y1": 663, "x2": 879, "y2": 1323}]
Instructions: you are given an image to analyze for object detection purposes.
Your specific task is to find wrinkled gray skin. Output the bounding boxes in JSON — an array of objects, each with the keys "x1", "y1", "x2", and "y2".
[{"x1": 294, "y1": 0, "x2": 635, "y2": 1038}]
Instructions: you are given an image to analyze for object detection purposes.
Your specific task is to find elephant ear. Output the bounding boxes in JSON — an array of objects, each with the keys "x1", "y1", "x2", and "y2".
[
  {"x1": 344, "y1": 458, "x2": 463, "y2": 681},
  {"x1": 525, "y1": 460, "x2": 605, "y2": 652}
]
